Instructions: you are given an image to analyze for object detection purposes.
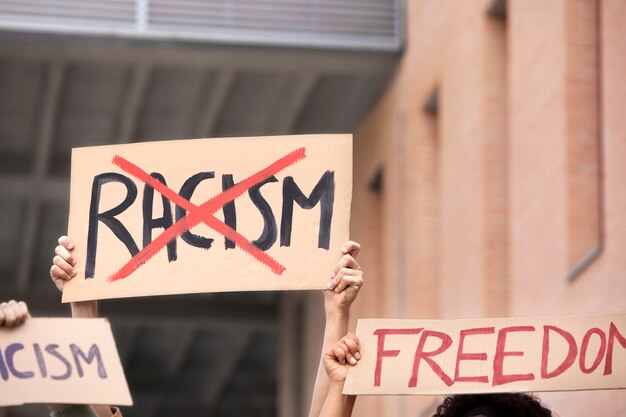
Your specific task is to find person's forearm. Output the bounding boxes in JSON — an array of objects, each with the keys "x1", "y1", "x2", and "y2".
[
  {"x1": 319, "y1": 381, "x2": 356, "y2": 417},
  {"x1": 323, "y1": 309, "x2": 350, "y2": 356},
  {"x1": 309, "y1": 307, "x2": 350, "y2": 417},
  {"x1": 71, "y1": 301, "x2": 98, "y2": 318},
  {"x1": 91, "y1": 405, "x2": 115, "y2": 417},
  {"x1": 48, "y1": 404, "x2": 114, "y2": 417}
]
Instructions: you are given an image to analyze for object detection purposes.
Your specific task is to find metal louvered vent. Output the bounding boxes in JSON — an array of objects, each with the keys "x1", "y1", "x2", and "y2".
[
  {"x1": 0, "y1": 1, "x2": 136, "y2": 29},
  {"x1": 0, "y1": 0, "x2": 404, "y2": 51}
]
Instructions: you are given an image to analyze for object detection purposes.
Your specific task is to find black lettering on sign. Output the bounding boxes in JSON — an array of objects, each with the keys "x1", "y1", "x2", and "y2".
[
  {"x1": 143, "y1": 172, "x2": 176, "y2": 262},
  {"x1": 222, "y1": 174, "x2": 237, "y2": 250},
  {"x1": 70, "y1": 343, "x2": 107, "y2": 379},
  {"x1": 175, "y1": 171, "x2": 216, "y2": 250},
  {"x1": 249, "y1": 176, "x2": 278, "y2": 251},
  {"x1": 280, "y1": 171, "x2": 335, "y2": 249},
  {"x1": 85, "y1": 173, "x2": 139, "y2": 278}
]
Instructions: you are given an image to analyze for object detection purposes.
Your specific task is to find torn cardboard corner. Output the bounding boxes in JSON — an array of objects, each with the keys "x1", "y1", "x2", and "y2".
[
  {"x1": 63, "y1": 134, "x2": 352, "y2": 302},
  {"x1": 0, "y1": 318, "x2": 132, "y2": 406},
  {"x1": 344, "y1": 313, "x2": 626, "y2": 395}
]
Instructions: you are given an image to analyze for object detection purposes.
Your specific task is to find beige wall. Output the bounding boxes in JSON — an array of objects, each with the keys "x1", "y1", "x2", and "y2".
[{"x1": 348, "y1": 0, "x2": 626, "y2": 416}]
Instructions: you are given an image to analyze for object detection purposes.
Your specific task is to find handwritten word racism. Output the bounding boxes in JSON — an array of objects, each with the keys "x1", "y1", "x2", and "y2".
[
  {"x1": 0, "y1": 343, "x2": 107, "y2": 381},
  {"x1": 85, "y1": 168, "x2": 335, "y2": 278},
  {"x1": 373, "y1": 321, "x2": 626, "y2": 389}
]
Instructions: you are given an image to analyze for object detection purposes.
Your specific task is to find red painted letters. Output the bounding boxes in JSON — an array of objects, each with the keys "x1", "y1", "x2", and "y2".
[{"x1": 454, "y1": 327, "x2": 495, "y2": 383}]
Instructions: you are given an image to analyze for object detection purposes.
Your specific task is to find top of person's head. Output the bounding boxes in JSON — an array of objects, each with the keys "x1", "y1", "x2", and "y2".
[{"x1": 433, "y1": 393, "x2": 552, "y2": 417}]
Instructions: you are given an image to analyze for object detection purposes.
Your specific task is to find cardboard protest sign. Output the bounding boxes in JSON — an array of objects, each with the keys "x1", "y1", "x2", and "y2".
[
  {"x1": 0, "y1": 318, "x2": 131, "y2": 406},
  {"x1": 344, "y1": 313, "x2": 626, "y2": 395},
  {"x1": 63, "y1": 134, "x2": 352, "y2": 302}
]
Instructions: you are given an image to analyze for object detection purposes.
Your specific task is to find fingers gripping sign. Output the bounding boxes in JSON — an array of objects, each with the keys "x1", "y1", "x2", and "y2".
[
  {"x1": 0, "y1": 301, "x2": 16, "y2": 327},
  {"x1": 0, "y1": 300, "x2": 30, "y2": 327},
  {"x1": 325, "y1": 241, "x2": 363, "y2": 313},
  {"x1": 0, "y1": 302, "x2": 13, "y2": 326},
  {"x1": 324, "y1": 333, "x2": 361, "y2": 383},
  {"x1": 50, "y1": 235, "x2": 77, "y2": 292},
  {"x1": 308, "y1": 241, "x2": 362, "y2": 417}
]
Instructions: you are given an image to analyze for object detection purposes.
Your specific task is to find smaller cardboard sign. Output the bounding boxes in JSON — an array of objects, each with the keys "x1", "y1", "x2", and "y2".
[
  {"x1": 0, "y1": 318, "x2": 132, "y2": 406},
  {"x1": 344, "y1": 313, "x2": 626, "y2": 395}
]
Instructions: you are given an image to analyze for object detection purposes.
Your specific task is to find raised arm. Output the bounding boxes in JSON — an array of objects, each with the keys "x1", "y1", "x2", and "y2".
[
  {"x1": 319, "y1": 333, "x2": 361, "y2": 417},
  {"x1": 48, "y1": 235, "x2": 119, "y2": 417},
  {"x1": 50, "y1": 236, "x2": 98, "y2": 318},
  {"x1": 309, "y1": 241, "x2": 363, "y2": 417}
]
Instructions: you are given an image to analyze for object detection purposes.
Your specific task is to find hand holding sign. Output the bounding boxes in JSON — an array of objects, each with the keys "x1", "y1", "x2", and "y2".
[
  {"x1": 51, "y1": 236, "x2": 77, "y2": 292},
  {"x1": 309, "y1": 241, "x2": 363, "y2": 417},
  {"x1": 318, "y1": 333, "x2": 361, "y2": 417},
  {"x1": 325, "y1": 241, "x2": 363, "y2": 315},
  {"x1": 50, "y1": 236, "x2": 100, "y2": 320},
  {"x1": 0, "y1": 300, "x2": 30, "y2": 327},
  {"x1": 324, "y1": 333, "x2": 362, "y2": 384}
]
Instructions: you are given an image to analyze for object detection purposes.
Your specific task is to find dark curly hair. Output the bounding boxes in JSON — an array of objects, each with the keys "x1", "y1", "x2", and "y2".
[{"x1": 432, "y1": 393, "x2": 552, "y2": 417}]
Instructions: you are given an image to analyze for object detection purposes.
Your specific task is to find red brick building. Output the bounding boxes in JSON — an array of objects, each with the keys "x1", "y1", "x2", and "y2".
[{"x1": 346, "y1": 0, "x2": 626, "y2": 415}]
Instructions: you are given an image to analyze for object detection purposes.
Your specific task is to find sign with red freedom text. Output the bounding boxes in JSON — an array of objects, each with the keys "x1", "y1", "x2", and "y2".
[
  {"x1": 63, "y1": 134, "x2": 352, "y2": 302},
  {"x1": 0, "y1": 318, "x2": 131, "y2": 406},
  {"x1": 344, "y1": 313, "x2": 626, "y2": 395}
]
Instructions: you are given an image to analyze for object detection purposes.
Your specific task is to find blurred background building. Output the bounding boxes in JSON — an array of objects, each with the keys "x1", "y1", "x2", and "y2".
[
  {"x1": 1, "y1": 0, "x2": 625, "y2": 416},
  {"x1": 349, "y1": 0, "x2": 626, "y2": 416}
]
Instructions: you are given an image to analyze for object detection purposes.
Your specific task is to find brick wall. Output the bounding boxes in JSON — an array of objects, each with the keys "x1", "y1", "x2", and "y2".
[{"x1": 349, "y1": 0, "x2": 626, "y2": 415}]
